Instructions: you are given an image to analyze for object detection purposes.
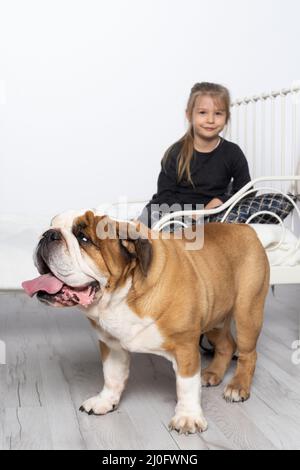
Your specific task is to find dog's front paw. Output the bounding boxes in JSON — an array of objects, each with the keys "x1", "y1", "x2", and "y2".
[
  {"x1": 79, "y1": 395, "x2": 118, "y2": 415},
  {"x1": 169, "y1": 413, "x2": 208, "y2": 435}
]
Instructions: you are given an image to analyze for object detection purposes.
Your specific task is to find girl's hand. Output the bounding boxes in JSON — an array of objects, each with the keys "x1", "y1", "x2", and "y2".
[
  {"x1": 204, "y1": 198, "x2": 223, "y2": 210},
  {"x1": 192, "y1": 198, "x2": 223, "y2": 220}
]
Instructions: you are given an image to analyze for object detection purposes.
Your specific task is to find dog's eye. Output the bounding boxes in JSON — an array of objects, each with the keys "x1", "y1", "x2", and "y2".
[{"x1": 76, "y1": 231, "x2": 90, "y2": 243}]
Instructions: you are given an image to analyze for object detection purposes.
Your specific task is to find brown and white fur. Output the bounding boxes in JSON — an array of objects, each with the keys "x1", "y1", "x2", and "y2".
[{"x1": 34, "y1": 210, "x2": 270, "y2": 434}]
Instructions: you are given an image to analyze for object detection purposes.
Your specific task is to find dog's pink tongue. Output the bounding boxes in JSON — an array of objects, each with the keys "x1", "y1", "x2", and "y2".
[{"x1": 22, "y1": 274, "x2": 64, "y2": 297}]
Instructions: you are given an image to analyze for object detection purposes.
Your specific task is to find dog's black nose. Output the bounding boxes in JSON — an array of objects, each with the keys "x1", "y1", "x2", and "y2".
[{"x1": 42, "y1": 229, "x2": 62, "y2": 242}]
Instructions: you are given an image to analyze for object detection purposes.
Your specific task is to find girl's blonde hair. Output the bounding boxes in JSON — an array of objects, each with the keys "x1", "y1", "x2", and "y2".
[{"x1": 162, "y1": 82, "x2": 231, "y2": 186}]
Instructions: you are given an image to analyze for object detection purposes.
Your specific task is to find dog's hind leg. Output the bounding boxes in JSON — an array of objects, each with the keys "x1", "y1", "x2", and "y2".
[
  {"x1": 202, "y1": 317, "x2": 236, "y2": 387},
  {"x1": 223, "y1": 295, "x2": 266, "y2": 403}
]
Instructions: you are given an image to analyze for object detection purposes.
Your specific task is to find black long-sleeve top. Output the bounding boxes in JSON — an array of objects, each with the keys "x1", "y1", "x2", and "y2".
[
  {"x1": 148, "y1": 138, "x2": 251, "y2": 209},
  {"x1": 138, "y1": 138, "x2": 251, "y2": 227}
]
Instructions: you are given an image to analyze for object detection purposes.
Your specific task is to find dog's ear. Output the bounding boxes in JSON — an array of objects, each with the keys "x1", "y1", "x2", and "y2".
[
  {"x1": 92, "y1": 216, "x2": 153, "y2": 276},
  {"x1": 118, "y1": 222, "x2": 153, "y2": 277}
]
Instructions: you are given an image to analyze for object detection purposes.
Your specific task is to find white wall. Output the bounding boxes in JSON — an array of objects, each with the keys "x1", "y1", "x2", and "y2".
[{"x1": 0, "y1": 0, "x2": 299, "y2": 217}]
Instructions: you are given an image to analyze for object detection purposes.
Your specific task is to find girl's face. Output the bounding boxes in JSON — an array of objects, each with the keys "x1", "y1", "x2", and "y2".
[{"x1": 189, "y1": 95, "x2": 227, "y2": 140}]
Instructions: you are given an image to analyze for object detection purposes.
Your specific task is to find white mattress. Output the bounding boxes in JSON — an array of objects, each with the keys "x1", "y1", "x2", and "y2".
[{"x1": 250, "y1": 224, "x2": 300, "y2": 267}]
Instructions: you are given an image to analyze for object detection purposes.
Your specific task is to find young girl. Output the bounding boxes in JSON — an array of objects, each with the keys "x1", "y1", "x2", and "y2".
[{"x1": 139, "y1": 82, "x2": 251, "y2": 228}]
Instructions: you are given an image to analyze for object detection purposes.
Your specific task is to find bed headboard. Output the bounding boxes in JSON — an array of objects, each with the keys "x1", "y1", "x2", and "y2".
[{"x1": 226, "y1": 82, "x2": 300, "y2": 196}]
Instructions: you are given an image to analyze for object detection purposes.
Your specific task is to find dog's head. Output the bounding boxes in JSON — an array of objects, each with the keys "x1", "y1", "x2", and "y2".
[{"x1": 22, "y1": 210, "x2": 153, "y2": 308}]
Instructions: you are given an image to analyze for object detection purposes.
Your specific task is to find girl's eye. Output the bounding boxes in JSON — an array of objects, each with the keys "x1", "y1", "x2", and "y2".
[{"x1": 77, "y1": 232, "x2": 89, "y2": 243}]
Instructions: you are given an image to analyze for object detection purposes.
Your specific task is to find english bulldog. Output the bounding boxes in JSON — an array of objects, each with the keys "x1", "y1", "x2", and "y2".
[{"x1": 22, "y1": 210, "x2": 270, "y2": 434}]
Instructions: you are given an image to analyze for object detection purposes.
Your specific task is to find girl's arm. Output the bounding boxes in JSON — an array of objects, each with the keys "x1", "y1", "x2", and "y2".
[
  {"x1": 219, "y1": 146, "x2": 251, "y2": 204},
  {"x1": 202, "y1": 146, "x2": 251, "y2": 212}
]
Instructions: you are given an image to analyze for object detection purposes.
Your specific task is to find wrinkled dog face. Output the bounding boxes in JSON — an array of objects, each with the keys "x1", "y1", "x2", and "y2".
[
  {"x1": 33, "y1": 210, "x2": 109, "y2": 307},
  {"x1": 29, "y1": 209, "x2": 152, "y2": 308}
]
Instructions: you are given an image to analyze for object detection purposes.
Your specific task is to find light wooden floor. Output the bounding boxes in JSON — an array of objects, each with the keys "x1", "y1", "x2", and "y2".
[{"x1": 0, "y1": 285, "x2": 299, "y2": 450}]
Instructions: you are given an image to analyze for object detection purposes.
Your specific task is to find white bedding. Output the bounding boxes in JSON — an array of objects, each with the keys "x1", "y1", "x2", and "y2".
[{"x1": 250, "y1": 224, "x2": 300, "y2": 267}]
